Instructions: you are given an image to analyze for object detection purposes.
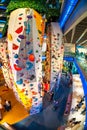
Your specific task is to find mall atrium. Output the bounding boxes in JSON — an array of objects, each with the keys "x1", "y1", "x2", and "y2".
[{"x1": 0, "y1": 0, "x2": 87, "y2": 130}]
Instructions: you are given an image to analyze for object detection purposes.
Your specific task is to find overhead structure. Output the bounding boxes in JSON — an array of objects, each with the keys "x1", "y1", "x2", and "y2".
[
  {"x1": 59, "y1": 0, "x2": 87, "y2": 47},
  {"x1": 59, "y1": 0, "x2": 79, "y2": 29}
]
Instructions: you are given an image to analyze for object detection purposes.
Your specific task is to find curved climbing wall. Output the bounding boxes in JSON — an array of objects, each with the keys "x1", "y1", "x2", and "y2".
[
  {"x1": 0, "y1": 38, "x2": 14, "y2": 89},
  {"x1": 7, "y1": 8, "x2": 45, "y2": 113},
  {"x1": 50, "y1": 22, "x2": 64, "y2": 87}
]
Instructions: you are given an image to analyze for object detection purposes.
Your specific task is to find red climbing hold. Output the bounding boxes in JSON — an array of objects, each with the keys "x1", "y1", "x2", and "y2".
[
  {"x1": 28, "y1": 54, "x2": 35, "y2": 62},
  {"x1": 18, "y1": 17, "x2": 22, "y2": 20},
  {"x1": 14, "y1": 64, "x2": 22, "y2": 71},
  {"x1": 13, "y1": 44, "x2": 19, "y2": 50},
  {"x1": 15, "y1": 26, "x2": 23, "y2": 34}
]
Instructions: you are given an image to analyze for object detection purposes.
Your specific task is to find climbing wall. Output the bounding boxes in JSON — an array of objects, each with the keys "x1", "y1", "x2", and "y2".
[
  {"x1": 0, "y1": 38, "x2": 22, "y2": 104},
  {"x1": 0, "y1": 38, "x2": 12, "y2": 88},
  {"x1": 7, "y1": 8, "x2": 45, "y2": 114},
  {"x1": 50, "y1": 22, "x2": 64, "y2": 86}
]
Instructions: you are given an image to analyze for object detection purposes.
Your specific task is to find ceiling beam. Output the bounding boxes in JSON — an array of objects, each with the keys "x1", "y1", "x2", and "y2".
[
  {"x1": 64, "y1": 11, "x2": 87, "y2": 35},
  {"x1": 71, "y1": 26, "x2": 76, "y2": 43},
  {"x1": 78, "y1": 39, "x2": 87, "y2": 46},
  {"x1": 83, "y1": 44, "x2": 87, "y2": 47},
  {"x1": 64, "y1": 35, "x2": 67, "y2": 43},
  {"x1": 76, "y1": 28, "x2": 87, "y2": 44}
]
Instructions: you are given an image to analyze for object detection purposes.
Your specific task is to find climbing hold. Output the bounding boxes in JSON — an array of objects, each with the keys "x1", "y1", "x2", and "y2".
[
  {"x1": 13, "y1": 44, "x2": 19, "y2": 50},
  {"x1": 19, "y1": 13, "x2": 23, "y2": 16},
  {"x1": 15, "y1": 59, "x2": 19, "y2": 64},
  {"x1": 28, "y1": 54, "x2": 35, "y2": 62},
  {"x1": 27, "y1": 50, "x2": 33, "y2": 54},
  {"x1": 8, "y1": 34, "x2": 13, "y2": 41},
  {"x1": 15, "y1": 26, "x2": 23, "y2": 34},
  {"x1": 16, "y1": 78, "x2": 23, "y2": 84},
  {"x1": 17, "y1": 38, "x2": 21, "y2": 43},
  {"x1": 18, "y1": 17, "x2": 22, "y2": 20},
  {"x1": 14, "y1": 54, "x2": 18, "y2": 58},
  {"x1": 26, "y1": 41, "x2": 31, "y2": 45},
  {"x1": 26, "y1": 61, "x2": 33, "y2": 70},
  {"x1": 14, "y1": 64, "x2": 22, "y2": 71},
  {"x1": 36, "y1": 50, "x2": 38, "y2": 53},
  {"x1": 18, "y1": 35, "x2": 25, "y2": 39},
  {"x1": 27, "y1": 15, "x2": 32, "y2": 19}
]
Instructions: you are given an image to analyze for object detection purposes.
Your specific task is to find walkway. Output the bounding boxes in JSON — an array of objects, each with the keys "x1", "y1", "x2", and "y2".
[{"x1": 66, "y1": 74, "x2": 85, "y2": 130}]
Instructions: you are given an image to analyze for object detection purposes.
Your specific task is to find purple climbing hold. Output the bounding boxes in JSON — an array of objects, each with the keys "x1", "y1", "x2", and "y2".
[
  {"x1": 26, "y1": 41, "x2": 31, "y2": 45},
  {"x1": 15, "y1": 59, "x2": 19, "y2": 64},
  {"x1": 20, "y1": 73, "x2": 24, "y2": 77},
  {"x1": 27, "y1": 15, "x2": 32, "y2": 19},
  {"x1": 21, "y1": 48, "x2": 24, "y2": 51},
  {"x1": 24, "y1": 57, "x2": 28, "y2": 60},
  {"x1": 18, "y1": 35, "x2": 25, "y2": 39}
]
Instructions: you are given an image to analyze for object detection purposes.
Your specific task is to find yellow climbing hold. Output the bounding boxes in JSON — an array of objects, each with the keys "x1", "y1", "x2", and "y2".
[{"x1": 8, "y1": 33, "x2": 13, "y2": 41}]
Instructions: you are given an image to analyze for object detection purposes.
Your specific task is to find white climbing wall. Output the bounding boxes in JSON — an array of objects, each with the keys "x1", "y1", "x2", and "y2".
[
  {"x1": 50, "y1": 22, "x2": 64, "y2": 87},
  {"x1": 7, "y1": 8, "x2": 45, "y2": 114}
]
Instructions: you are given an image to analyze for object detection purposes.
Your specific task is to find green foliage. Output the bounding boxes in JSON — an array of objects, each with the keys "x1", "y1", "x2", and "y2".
[
  {"x1": 2, "y1": 0, "x2": 61, "y2": 36},
  {"x1": 6, "y1": 0, "x2": 46, "y2": 14},
  {"x1": 6, "y1": 0, "x2": 60, "y2": 21},
  {"x1": 46, "y1": 8, "x2": 60, "y2": 21}
]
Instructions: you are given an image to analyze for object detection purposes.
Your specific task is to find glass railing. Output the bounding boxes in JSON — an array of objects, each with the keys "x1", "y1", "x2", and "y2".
[{"x1": 76, "y1": 55, "x2": 87, "y2": 80}]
